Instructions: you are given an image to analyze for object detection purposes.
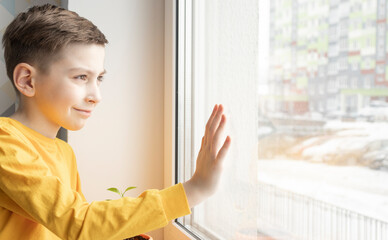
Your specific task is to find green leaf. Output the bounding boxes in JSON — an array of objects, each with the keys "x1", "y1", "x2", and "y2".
[
  {"x1": 107, "y1": 187, "x2": 121, "y2": 196},
  {"x1": 122, "y1": 186, "x2": 137, "y2": 196}
]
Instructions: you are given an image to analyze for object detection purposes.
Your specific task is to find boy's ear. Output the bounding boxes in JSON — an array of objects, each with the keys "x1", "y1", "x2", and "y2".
[{"x1": 13, "y1": 63, "x2": 37, "y2": 97}]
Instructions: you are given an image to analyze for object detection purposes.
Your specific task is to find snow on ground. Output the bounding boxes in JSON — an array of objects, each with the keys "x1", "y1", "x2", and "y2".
[{"x1": 257, "y1": 159, "x2": 388, "y2": 222}]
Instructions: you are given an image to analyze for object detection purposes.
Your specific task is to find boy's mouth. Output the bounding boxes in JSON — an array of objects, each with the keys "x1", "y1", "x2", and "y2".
[{"x1": 73, "y1": 108, "x2": 92, "y2": 117}]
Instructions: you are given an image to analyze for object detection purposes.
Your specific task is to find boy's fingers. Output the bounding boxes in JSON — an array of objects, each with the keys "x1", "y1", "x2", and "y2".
[
  {"x1": 216, "y1": 136, "x2": 231, "y2": 165},
  {"x1": 208, "y1": 105, "x2": 224, "y2": 139},
  {"x1": 212, "y1": 114, "x2": 226, "y2": 151},
  {"x1": 205, "y1": 105, "x2": 218, "y2": 143}
]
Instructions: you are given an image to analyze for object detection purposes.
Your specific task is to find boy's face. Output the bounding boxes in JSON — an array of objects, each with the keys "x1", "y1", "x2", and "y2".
[{"x1": 33, "y1": 43, "x2": 106, "y2": 131}]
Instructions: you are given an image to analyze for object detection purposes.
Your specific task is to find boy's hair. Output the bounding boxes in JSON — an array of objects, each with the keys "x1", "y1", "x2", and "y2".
[{"x1": 2, "y1": 4, "x2": 108, "y2": 92}]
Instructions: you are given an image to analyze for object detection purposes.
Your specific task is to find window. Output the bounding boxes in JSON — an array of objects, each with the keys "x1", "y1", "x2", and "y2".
[
  {"x1": 364, "y1": 76, "x2": 372, "y2": 88},
  {"x1": 339, "y1": 75, "x2": 349, "y2": 88},
  {"x1": 340, "y1": 39, "x2": 348, "y2": 51},
  {"x1": 175, "y1": 0, "x2": 388, "y2": 239},
  {"x1": 175, "y1": 1, "x2": 258, "y2": 239},
  {"x1": 351, "y1": 77, "x2": 358, "y2": 88},
  {"x1": 377, "y1": 65, "x2": 385, "y2": 74}
]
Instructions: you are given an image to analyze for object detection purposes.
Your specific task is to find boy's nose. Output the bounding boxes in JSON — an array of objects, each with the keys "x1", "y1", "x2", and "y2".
[
  {"x1": 86, "y1": 94, "x2": 101, "y2": 104},
  {"x1": 85, "y1": 85, "x2": 102, "y2": 104}
]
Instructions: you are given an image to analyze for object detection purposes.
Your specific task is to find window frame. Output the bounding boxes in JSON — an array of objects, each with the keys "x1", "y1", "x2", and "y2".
[
  {"x1": 164, "y1": 1, "x2": 234, "y2": 239},
  {"x1": 163, "y1": 0, "x2": 197, "y2": 239}
]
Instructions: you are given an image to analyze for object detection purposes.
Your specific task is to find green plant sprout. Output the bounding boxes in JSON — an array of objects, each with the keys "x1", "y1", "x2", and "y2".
[{"x1": 106, "y1": 186, "x2": 137, "y2": 200}]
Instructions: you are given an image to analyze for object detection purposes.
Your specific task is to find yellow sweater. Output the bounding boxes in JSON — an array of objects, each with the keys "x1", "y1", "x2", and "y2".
[{"x1": 0, "y1": 117, "x2": 191, "y2": 239}]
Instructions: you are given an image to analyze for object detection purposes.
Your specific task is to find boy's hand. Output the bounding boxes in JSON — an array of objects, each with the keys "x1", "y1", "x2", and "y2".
[{"x1": 183, "y1": 104, "x2": 231, "y2": 207}]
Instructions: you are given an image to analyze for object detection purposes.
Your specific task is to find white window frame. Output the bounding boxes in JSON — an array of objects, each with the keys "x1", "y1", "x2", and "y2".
[
  {"x1": 165, "y1": 1, "x2": 258, "y2": 239},
  {"x1": 163, "y1": 0, "x2": 191, "y2": 239},
  {"x1": 164, "y1": 0, "x2": 206, "y2": 239}
]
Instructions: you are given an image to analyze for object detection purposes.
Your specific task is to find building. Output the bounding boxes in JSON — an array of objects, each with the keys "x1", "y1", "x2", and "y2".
[{"x1": 264, "y1": 0, "x2": 388, "y2": 118}]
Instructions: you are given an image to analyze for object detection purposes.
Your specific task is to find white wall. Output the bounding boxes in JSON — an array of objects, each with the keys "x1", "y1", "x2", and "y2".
[{"x1": 68, "y1": 0, "x2": 165, "y2": 239}]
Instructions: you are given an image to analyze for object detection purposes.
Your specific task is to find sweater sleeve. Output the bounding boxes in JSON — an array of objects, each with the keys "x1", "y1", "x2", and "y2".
[{"x1": 0, "y1": 133, "x2": 191, "y2": 239}]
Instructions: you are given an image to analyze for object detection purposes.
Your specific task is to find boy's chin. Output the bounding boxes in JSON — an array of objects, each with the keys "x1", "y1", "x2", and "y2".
[
  {"x1": 62, "y1": 122, "x2": 87, "y2": 131},
  {"x1": 67, "y1": 126, "x2": 84, "y2": 131}
]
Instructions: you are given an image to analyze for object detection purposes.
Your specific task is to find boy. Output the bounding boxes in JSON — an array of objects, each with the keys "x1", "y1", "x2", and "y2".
[{"x1": 0, "y1": 4, "x2": 231, "y2": 240}]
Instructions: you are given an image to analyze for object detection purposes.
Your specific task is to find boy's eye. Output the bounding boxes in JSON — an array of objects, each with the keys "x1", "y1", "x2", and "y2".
[
  {"x1": 75, "y1": 75, "x2": 87, "y2": 80},
  {"x1": 97, "y1": 75, "x2": 105, "y2": 82}
]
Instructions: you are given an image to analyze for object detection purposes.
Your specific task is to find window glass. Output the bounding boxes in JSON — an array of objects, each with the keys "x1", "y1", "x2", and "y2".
[
  {"x1": 177, "y1": 0, "x2": 388, "y2": 239},
  {"x1": 176, "y1": 1, "x2": 258, "y2": 239},
  {"x1": 258, "y1": 0, "x2": 388, "y2": 238}
]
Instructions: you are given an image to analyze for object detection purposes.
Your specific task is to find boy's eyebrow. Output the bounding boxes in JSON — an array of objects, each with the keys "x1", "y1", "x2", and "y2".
[{"x1": 68, "y1": 67, "x2": 107, "y2": 75}]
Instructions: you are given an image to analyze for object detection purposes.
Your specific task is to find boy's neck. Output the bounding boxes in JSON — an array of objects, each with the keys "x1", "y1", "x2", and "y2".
[{"x1": 10, "y1": 104, "x2": 60, "y2": 139}]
